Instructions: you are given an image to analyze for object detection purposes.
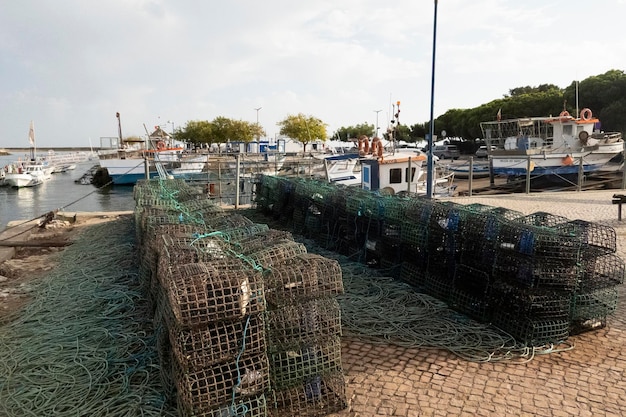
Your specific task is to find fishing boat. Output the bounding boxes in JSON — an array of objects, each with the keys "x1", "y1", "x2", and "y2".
[
  {"x1": 333, "y1": 136, "x2": 457, "y2": 197},
  {"x1": 480, "y1": 108, "x2": 623, "y2": 180},
  {"x1": 3, "y1": 121, "x2": 54, "y2": 188},
  {"x1": 97, "y1": 126, "x2": 206, "y2": 185}
]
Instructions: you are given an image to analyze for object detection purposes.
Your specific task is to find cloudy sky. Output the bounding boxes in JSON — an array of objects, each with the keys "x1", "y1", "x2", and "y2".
[{"x1": 1, "y1": 0, "x2": 625, "y2": 148}]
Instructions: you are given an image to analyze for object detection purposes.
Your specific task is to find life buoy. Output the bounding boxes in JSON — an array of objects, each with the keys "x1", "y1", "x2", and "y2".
[
  {"x1": 363, "y1": 137, "x2": 370, "y2": 154},
  {"x1": 358, "y1": 137, "x2": 364, "y2": 154},
  {"x1": 562, "y1": 155, "x2": 574, "y2": 166},
  {"x1": 559, "y1": 110, "x2": 571, "y2": 118},
  {"x1": 376, "y1": 140, "x2": 383, "y2": 158},
  {"x1": 156, "y1": 141, "x2": 166, "y2": 151},
  {"x1": 580, "y1": 108, "x2": 592, "y2": 121}
]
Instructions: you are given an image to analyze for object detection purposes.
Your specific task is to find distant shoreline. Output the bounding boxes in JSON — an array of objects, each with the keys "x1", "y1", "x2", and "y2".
[{"x1": 0, "y1": 147, "x2": 96, "y2": 155}]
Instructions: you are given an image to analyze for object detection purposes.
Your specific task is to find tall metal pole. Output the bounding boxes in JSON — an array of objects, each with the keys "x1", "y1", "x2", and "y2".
[
  {"x1": 255, "y1": 107, "x2": 262, "y2": 150},
  {"x1": 374, "y1": 109, "x2": 382, "y2": 137},
  {"x1": 426, "y1": 0, "x2": 438, "y2": 199}
]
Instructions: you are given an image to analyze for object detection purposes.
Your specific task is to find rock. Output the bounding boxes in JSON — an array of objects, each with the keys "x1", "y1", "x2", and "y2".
[{"x1": 0, "y1": 275, "x2": 8, "y2": 282}]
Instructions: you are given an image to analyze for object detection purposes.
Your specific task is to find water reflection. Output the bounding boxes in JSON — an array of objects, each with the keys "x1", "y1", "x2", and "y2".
[{"x1": 1, "y1": 161, "x2": 135, "y2": 230}]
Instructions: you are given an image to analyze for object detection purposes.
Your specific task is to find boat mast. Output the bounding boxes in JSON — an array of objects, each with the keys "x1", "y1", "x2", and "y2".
[
  {"x1": 28, "y1": 120, "x2": 35, "y2": 161},
  {"x1": 116, "y1": 112, "x2": 123, "y2": 149}
]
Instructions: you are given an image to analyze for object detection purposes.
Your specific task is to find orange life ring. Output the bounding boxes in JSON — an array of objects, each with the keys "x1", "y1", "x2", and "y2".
[
  {"x1": 559, "y1": 110, "x2": 571, "y2": 118},
  {"x1": 580, "y1": 108, "x2": 592, "y2": 121},
  {"x1": 156, "y1": 141, "x2": 166, "y2": 151},
  {"x1": 363, "y1": 138, "x2": 370, "y2": 154}
]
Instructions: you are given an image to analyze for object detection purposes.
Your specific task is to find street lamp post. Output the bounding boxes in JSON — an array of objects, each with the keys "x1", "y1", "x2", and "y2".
[
  {"x1": 254, "y1": 107, "x2": 262, "y2": 152},
  {"x1": 374, "y1": 109, "x2": 382, "y2": 137},
  {"x1": 426, "y1": 0, "x2": 439, "y2": 199}
]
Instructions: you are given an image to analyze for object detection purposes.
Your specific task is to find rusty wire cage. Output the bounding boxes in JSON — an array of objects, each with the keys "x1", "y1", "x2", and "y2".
[
  {"x1": 164, "y1": 262, "x2": 264, "y2": 328},
  {"x1": 269, "y1": 371, "x2": 347, "y2": 417},
  {"x1": 246, "y1": 241, "x2": 309, "y2": 270},
  {"x1": 268, "y1": 336, "x2": 343, "y2": 391},
  {"x1": 174, "y1": 352, "x2": 270, "y2": 414},
  {"x1": 166, "y1": 313, "x2": 266, "y2": 371},
  {"x1": 264, "y1": 254, "x2": 343, "y2": 307},
  {"x1": 266, "y1": 298, "x2": 342, "y2": 352},
  {"x1": 178, "y1": 393, "x2": 268, "y2": 417}
]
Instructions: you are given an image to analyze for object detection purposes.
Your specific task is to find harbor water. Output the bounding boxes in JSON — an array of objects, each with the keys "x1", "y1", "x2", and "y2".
[{"x1": 0, "y1": 154, "x2": 135, "y2": 231}]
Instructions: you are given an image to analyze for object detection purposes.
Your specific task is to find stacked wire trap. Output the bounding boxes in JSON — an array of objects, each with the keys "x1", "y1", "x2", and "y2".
[
  {"x1": 264, "y1": 253, "x2": 346, "y2": 417},
  {"x1": 134, "y1": 178, "x2": 347, "y2": 416},
  {"x1": 255, "y1": 175, "x2": 625, "y2": 348}
]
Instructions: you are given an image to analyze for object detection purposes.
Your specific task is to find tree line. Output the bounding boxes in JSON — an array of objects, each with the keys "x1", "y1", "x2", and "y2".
[{"x1": 171, "y1": 69, "x2": 625, "y2": 149}]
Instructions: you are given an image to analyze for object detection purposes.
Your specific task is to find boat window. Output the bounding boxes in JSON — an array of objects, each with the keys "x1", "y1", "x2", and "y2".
[
  {"x1": 563, "y1": 125, "x2": 573, "y2": 136},
  {"x1": 390, "y1": 168, "x2": 402, "y2": 184},
  {"x1": 405, "y1": 167, "x2": 417, "y2": 182}
]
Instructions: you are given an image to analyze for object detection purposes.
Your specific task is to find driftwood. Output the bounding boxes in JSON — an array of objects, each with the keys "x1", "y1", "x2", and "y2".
[{"x1": 0, "y1": 240, "x2": 72, "y2": 248}]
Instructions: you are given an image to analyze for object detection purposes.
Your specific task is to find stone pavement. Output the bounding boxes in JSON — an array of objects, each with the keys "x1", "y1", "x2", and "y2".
[{"x1": 327, "y1": 190, "x2": 626, "y2": 417}]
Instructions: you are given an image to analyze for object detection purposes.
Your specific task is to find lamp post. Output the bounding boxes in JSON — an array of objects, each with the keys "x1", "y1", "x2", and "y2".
[
  {"x1": 374, "y1": 109, "x2": 382, "y2": 137},
  {"x1": 254, "y1": 107, "x2": 262, "y2": 152},
  {"x1": 426, "y1": 0, "x2": 439, "y2": 199}
]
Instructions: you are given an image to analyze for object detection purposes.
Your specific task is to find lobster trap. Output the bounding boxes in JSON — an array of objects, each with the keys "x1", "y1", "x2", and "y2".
[
  {"x1": 163, "y1": 262, "x2": 264, "y2": 328},
  {"x1": 174, "y1": 352, "x2": 270, "y2": 414},
  {"x1": 264, "y1": 254, "x2": 344, "y2": 307},
  {"x1": 265, "y1": 298, "x2": 342, "y2": 351},
  {"x1": 269, "y1": 371, "x2": 347, "y2": 417}
]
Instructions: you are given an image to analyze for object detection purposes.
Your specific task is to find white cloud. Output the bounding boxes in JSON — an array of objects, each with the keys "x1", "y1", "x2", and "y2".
[{"x1": 0, "y1": 0, "x2": 625, "y2": 147}]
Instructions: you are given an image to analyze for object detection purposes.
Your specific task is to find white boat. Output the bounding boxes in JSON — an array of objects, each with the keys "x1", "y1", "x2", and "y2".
[
  {"x1": 4, "y1": 161, "x2": 51, "y2": 188},
  {"x1": 3, "y1": 121, "x2": 53, "y2": 188},
  {"x1": 333, "y1": 137, "x2": 456, "y2": 197},
  {"x1": 447, "y1": 160, "x2": 491, "y2": 179},
  {"x1": 97, "y1": 127, "x2": 206, "y2": 185},
  {"x1": 480, "y1": 108, "x2": 623, "y2": 179}
]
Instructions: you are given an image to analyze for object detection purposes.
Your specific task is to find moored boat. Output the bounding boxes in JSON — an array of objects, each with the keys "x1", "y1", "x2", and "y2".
[{"x1": 480, "y1": 108, "x2": 623, "y2": 179}]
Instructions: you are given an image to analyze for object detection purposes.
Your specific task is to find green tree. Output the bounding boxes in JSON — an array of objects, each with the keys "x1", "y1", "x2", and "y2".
[
  {"x1": 173, "y1": 120, "x2": 212, "y2": 147},
  {"x1": 335, "y1": 123, "x2": 375, "y2": 142},
  {"x1": 277, "y1": 113, "x2": 328, "y2": 154}
]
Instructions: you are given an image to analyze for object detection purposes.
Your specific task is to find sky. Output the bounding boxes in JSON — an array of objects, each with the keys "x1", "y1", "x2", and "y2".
[{"x1": 1, "y1": 0, "x2": 625, "y2": 148}]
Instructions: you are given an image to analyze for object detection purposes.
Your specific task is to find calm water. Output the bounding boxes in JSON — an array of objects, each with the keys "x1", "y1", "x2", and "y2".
[{"x1": 0, "y1": 154, "x2": 135, "y2": 231}]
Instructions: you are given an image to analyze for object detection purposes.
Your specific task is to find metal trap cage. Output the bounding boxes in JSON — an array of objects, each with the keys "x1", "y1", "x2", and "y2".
[
  {"x1": 512, "y1": 211, "x2": 570, "y2": 228},
  {"x1": 268, "y1": 336, "x2": 343, "y2": 390},
  {"x1": 269, "y1": 371, "x2": 347, "y2": 417},
  {"x1": 234, "y1": 229, "x2": 295, "y2": 255},
  {"x1": 166, "y1": 313, "x2": 266, "y2": 371},
  {"x1": 578, "y1": 253, "x2": 625, "y2": 291},
  {"x1": 492, "y1": 311, "x2": 570, "y2": 346},
  {"x1": 178, "y1": 393, "x2": 267, "y2": 417},
  {"x1": 555, "y1": 219, "x2": 617, "y2": 257},
  {"x1": 264, "y1": 254, "x2": 344, "y2": 306},
  {"x1": 164, "y1": 262, "x2": 264, "y2": 328},
  {"x1": 490, "y1": 281, "x2": 572, "y2": 321},
  {"x1": 174, "y1": 352, "x2": 270, "y2": 414},
  {"x1": 247, "y1": 241, "x2": 309, "y2": 270},
  {"x1": 570, "y1": 287, "x2": 619, "y2": 321},
  {"x1": 493, "y1": 251, "x2": 579, "y2": 290},
  {"x1": 266, "y1": 298, "x2": 342, "y2": 351}
]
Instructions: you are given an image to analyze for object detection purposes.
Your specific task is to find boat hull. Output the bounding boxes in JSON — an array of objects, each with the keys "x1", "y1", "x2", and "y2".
[{"x1": 4, "y1": 173, "x2": 44, "y2": 188}]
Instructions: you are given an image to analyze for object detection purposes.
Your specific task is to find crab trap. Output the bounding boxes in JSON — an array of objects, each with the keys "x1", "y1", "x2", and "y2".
[
  {"x1": 247, "y1": 241, "x2": 309, "y2": 270},
  {"x1": 263, "y1": 254, "x2": 344, "y2": 307},
  {"x1": 178, "y1": 393, "x2": 267, "y2": 417},
  {"x1": 269, "y1": 371, "x2": 347, "y2": 417},
  {"x1": 174, "y1": 352, "x2": 270, "y2": 414},
  {"x1": 492, "y1": 310, "x2": 570, "y2": 346},
  {"x1": 265, "y1": 298, "x2": 342, "y2": 352},
  {"x1": 268, "y1": 336, "x2": 343, "y2": 391},
  {"x1": 163, "y1": 262, "x2": 264, "y2": 328},
  {"x1": 165, "y1": 313, "x2": 266, "y2": 371}
]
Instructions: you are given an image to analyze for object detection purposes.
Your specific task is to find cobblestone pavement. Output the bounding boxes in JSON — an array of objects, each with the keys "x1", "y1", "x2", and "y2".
[{"x1": 327, "y1": 190, "x2": 626, "y2": 417}]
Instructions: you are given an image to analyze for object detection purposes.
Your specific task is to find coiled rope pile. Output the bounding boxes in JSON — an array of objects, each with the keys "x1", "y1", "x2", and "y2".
[{"x1": 0, "y1": 217, "x2": 178, "y2": 417}]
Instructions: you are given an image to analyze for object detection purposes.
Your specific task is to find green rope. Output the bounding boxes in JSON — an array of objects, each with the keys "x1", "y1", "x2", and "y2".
[{"x1": 0, "y1": 217, "x2": 178, "y2": 417}]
